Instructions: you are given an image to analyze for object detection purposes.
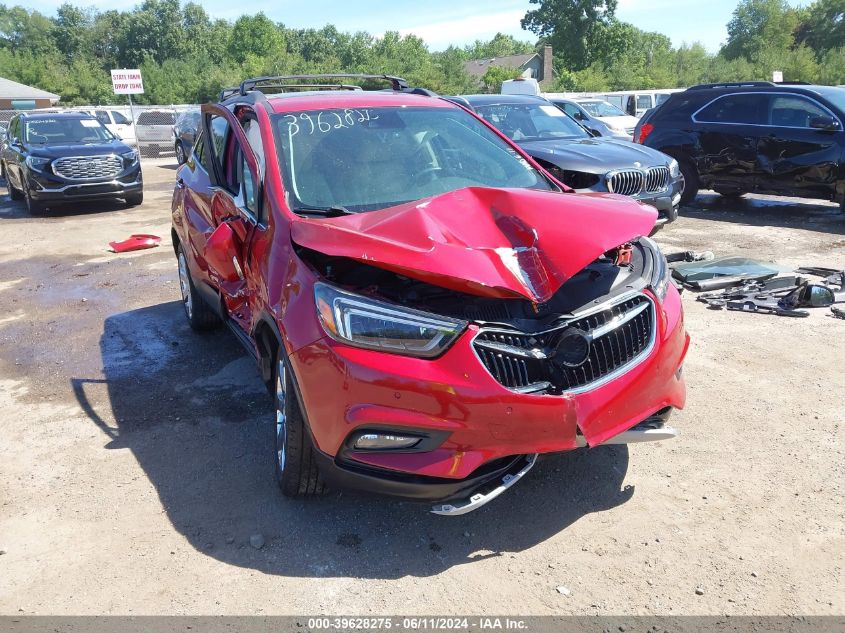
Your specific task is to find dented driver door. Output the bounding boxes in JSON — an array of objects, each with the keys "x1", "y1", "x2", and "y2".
[{"x1": 201, "y1": 104, "x2": 263, "y2": 335}]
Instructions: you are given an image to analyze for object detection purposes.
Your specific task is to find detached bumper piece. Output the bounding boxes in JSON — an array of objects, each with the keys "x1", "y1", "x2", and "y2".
[{"x1": 431, "y1": 454, "x2": 538, "y2": 516}]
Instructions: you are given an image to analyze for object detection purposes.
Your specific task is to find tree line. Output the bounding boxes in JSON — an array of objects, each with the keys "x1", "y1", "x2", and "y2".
[{"x1": 0, "y1": 0, "x2": 842, "y2": 106}]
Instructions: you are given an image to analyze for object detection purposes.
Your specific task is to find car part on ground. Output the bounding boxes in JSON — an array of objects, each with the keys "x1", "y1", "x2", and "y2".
[
  {"x1": 0, "y1": 111, "x2": 143, "y2": 213},
  {"x1": 447, "y1": 94, "x2": 683, "y2": 229},
  {"x1": 635, "y1": 81, "x2": 845, "y2": 209},
  {"x1": 170, "y1": 73, "x2": 689, "y2": 514},
  {"x1": 671, "y1": 256, "x2": 784, "y2": 290},
  {"x1": 832, "y1": 306, "x2": 845, "y2": 319},
  {"x1": 108, "y1": 234, "x2": 161, "y2": 253}
]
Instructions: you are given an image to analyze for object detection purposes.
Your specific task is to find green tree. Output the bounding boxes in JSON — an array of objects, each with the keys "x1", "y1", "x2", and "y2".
[
  {"x1": 721, "y1": 0, "x2": 799, "y2": 61},
  {"x1": 480, "y1": 66, "x2": 522, "y2": 93},
  {"x1": 795, "y1": 0, "x2": 845, "y2": 57},
  {"x1": 521, "y1": 0, "x2": 619, "y2": 71},
  {"x1": 228, "y1": 12, "x2": 285, "y2": 64}
]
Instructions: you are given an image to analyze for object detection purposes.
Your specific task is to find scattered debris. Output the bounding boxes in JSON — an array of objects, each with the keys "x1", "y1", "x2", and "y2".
[
  {"x1": 556, "y1": 585, "x2": 571, "y2": 596},
  {"x1": 832, "y1": 306, "x2": 845, "y2": 320},
  {"x1": 108, "y1": 234, "x2": 161, "y2": 253},
  {"x1": 671, "y1": 256, "x2": 783, "y2": 290},
  {"x1": 695, "y1": 587, "x2": 705, "y2": 595}
]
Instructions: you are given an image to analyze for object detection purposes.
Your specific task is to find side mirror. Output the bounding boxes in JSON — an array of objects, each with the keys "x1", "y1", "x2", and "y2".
[
  {"x1": 10, "y1": 137, "x2": 22, "y2": 148},
  {"x1": 805, "y1": 285, "x2": 835, "y2": 307},
  {"x1": 809, "y1": 115, "x2": 840, "y2": 131}
]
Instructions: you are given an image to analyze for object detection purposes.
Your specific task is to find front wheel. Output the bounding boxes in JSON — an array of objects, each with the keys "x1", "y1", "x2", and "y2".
[
  {"x1": 677, "y1": 158, "x2": 699, "y2": 205},
  {"x1": 275, "y1": 353, "x2": 326, "y2": 497},
  {"x1": 175, "y1": 142, "x2": 186, "y2": 165},
  {"x1": 24, "y1": 184, "x2": 44, "y2": 214},
  {"x1": 176, "y1": 244, "x2": 221, "y2": 331}
]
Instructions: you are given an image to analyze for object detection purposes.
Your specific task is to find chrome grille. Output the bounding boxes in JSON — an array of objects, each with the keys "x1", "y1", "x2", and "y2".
[
  {"x1": 53, "y1": 155, "x2": 122, "y2": 181},
  {"x1": 607, "y1": 169, "x2": 644, "y2": 196},
  {"x1": 473, "y1": 295, "x2": 655, "y2": 394},
  {"x1": 644, "y1": 166, "x2": 670, "y2": 193}
]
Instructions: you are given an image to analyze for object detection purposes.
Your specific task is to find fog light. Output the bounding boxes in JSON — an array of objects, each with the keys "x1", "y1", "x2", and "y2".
[{"x1": 353, "y1": 433, "x2": 421, "y2": 450}]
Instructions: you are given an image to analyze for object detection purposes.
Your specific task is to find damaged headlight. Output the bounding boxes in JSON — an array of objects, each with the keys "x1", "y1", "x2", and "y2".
[
  {"x1": 640, "y1": 237, "x2": 671, "y2": 301},
  {"x1": 314, "y1": 282, "x2": 467, "y2": 358},
  {"x1": 668, "y1": 158, "x2": 680, "y2": 179}
]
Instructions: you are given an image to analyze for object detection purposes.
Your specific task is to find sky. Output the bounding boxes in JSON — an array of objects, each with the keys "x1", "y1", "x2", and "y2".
[{"x1": 20, "y1": 0, "x2": 811, "y2": 54}]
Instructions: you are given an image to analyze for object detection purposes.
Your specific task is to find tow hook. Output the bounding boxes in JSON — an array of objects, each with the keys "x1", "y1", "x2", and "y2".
[{"x1": 430, "y1": 454, "x2": 538, "y2": 516}]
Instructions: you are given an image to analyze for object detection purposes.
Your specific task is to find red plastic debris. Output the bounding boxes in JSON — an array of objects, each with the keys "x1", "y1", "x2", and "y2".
[{"x1": 108, "y1": 234, "x2": 162, "y2": 253}]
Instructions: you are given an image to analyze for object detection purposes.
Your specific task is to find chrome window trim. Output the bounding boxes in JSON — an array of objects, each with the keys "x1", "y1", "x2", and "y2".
[
  {"x1": 691, "y1": 91, "x2": 842, "y2": 129},
  {"x1": 469, "y1": 291, "x2": 657, "y2": 395}
]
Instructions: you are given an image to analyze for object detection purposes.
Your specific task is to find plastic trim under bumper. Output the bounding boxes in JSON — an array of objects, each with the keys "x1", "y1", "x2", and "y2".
[{"x1": 431, "y1": 454, "x2": 538, "y2": 516}]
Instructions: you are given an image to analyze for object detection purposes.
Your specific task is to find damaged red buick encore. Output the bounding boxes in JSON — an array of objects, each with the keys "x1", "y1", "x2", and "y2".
[{"x1": 171, "y1": 75, "x2": 689, "y2": 515}]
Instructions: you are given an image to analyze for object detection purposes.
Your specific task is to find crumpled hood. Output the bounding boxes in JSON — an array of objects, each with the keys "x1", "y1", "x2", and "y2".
[
  {"x1": 518, "y1": 137, "x2": 670, "y2": 174},
  {"x1": 291, "y1": 187, "x2": 656, "y2": 303}
]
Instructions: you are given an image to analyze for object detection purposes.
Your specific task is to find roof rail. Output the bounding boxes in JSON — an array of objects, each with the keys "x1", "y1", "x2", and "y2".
[
  {"x1": 687, "y1": 81, "x2": 775, "y2": 91},
  {"x1": 238, "y1": 74, "x2": 410, "y2": 96},
  {"x1": 219, "y1": 86, "x2": 239, "y2": 100}
]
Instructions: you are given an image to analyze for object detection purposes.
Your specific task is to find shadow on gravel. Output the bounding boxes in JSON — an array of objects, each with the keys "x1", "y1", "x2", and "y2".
[
  {"x1": 684, "y1": 192, "x2": 845, "y2": 235},
  {"x1": 72, "y1": 301, "x2": 633, "y2": 579}
]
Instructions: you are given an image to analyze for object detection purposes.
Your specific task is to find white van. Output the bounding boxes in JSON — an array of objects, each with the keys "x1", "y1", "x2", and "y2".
[
  {"x1": 77, "y1": 108, "x2": 136, "y2": 144},
  {"x1": 501, "y1": 78, "x2": 541, "y2": 96},
  {"x1": 597, "y1": 90, "x2": 684, "y2": 117}
]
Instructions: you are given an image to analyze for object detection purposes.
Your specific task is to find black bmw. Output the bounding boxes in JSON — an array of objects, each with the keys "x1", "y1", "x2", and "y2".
[
  {"x1": 449, "y1": 94, "x2": 684, "y2": 229},
  {"x1": 0, "y1": 112, "x2": 143, "y2": 214}
]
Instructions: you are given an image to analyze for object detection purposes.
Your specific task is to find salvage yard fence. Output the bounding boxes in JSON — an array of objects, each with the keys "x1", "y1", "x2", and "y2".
[{"x1": 0, "y1": 105, "x2": 201, "y2": 160}]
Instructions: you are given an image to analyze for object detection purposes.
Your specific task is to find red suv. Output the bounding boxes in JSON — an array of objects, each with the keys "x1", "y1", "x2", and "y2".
[{"x1": 171, "y1": 75, "x2": 689, "y2": 515}]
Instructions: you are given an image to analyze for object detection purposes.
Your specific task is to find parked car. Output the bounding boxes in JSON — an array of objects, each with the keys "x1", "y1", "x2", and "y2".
[
  {"x1": 548, "y1": 96, "x2": 640, "y2": 139},
  {"x1": 635, "y1": 81, "x2": 845, "y2": 208},
  {"x1": 171, "y1": 74, "x2": 688, "y2": 514},
  {"x1": 78, "y1": 108, "x2": 136, "y2": 144},
  {"x1": 135, "y1": 109, "x2": 177, "y2": 156},
  {"x1": 0, "y1": 112, "x2": 142, "y2": 213},
  {"x1": 543, "y1": 96, "x2": 624, "y2": 138},
  {"x1": 449, "y1": 94, "x2": 684, "y2": 228},
  {"x1": 173, "y1": 109, "x2": 201, "y2": 164}
]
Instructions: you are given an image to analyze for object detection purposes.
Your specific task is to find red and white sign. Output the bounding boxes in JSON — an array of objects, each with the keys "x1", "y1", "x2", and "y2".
[{"x1": 111, "y1": 69, "x2": 144, "y2": 95}]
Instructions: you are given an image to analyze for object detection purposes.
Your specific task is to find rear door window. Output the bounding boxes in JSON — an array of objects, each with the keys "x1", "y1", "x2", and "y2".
[
  {"x1": 637, "y1": 95, "x2": 652, "y2": 111},
  {"x1": 111, "y1": 111, "x2": 130, "y2": 125},
  {"x1": 695, "y1": 94, "x2": 766, "y2": 125},
  {"x1": 95, "y1": 110, "x2": 111, "y2": 125}
]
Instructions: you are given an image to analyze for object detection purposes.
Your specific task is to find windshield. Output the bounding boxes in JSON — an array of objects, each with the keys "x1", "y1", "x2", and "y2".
[
  {"x1": 578, "y1": 100, "x2": 626, "y2": 117},
  {"x1": 23, "y1": 118, "x2": 114, "y2": 144},
  {"x1": 274, "y1": 106, "x2": 553, "y2": 214},
  {"x1": 473, "y1": 102, "x2": 589, "y2": 142}
]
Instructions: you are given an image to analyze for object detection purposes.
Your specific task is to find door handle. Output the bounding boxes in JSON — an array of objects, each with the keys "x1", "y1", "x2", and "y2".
[{"x1": 175, "y1": 177, "x2": 184, "y2": 188}]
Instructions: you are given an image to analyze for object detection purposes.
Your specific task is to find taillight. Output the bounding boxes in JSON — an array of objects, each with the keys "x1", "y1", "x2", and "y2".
[{"x1": 637, "y1": 123, "x2": 654, "y2": 144}]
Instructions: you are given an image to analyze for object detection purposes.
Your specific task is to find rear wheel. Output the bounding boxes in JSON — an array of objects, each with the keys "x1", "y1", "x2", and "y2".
[
  {"x1": 275, "y1": 353, "x2": 326, "y2": 497},
  {"x1": 678, "y1": 158, "x2": 699, "y2": 205},
  {"x1": 177, "y1": 244, "x2": 221, "y2": 331}
]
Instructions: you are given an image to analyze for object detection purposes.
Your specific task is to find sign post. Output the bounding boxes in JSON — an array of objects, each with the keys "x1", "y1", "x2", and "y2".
[
  {"x1": 772, "y1": 70, "x2": 784, "y2": 83},
  {"x1": 110, "y1": 69, "x2": 144, "y2": 149}
]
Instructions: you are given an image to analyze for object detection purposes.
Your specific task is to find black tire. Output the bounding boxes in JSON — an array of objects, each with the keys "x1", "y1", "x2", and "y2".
[
  {"x1": 274, "y1": 352, "x2": 326, "y2": 497},
  {"x1": 24, "y1": 183, "x2": 44, "y2": 214},
  {"x1": 176, "y1": 244, "x2": 221, "y2": 331},
  {"x1": 125, "y1": 191, "x2": 144, "y2": 207},
  {"x1": 678, "y1": 158, "x2": 699, "y2": 205},
  {"x1": 175, "y1": 142, "x2": 186, "y2": 165},
  {"x1": 8, "y1": 173, "x2": 23, "y2": 201},
  {"x1": 715, "y1": 189, "x2": 745, "y2": 198}
]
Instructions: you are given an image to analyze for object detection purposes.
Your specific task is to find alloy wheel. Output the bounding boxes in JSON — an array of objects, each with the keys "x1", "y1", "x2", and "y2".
[
  {"x1": 177, "y1": 251, "x2": 193, "y2": 319},
  {"x1": 276, "y1": 359, "x2": 287, "y2": 473}
]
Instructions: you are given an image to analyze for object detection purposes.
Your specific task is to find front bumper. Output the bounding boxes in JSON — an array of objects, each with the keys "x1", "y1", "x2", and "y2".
[
  {"x1": 27, "y1": 165, "x2": 142, "y2": 202},
  {"x1": 633, "y1": 175, "x2": 684, "y2": 225},
  {"x1": 289, "y1": 287, "x2": 689, "y2": 502}
]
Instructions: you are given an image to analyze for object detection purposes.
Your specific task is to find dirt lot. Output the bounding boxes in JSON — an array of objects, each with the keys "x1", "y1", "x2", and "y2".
[{"x1": 0, "y1": 160, "x2": 842, "y2": 616}]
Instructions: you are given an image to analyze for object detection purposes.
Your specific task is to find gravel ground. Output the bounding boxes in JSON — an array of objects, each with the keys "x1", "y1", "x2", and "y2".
[{"x1": 0, "y1": 160, "x2": 842, "y2": 616}]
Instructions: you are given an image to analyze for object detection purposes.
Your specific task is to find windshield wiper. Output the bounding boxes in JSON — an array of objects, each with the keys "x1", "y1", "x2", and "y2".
[{"x1": 293, "y1": 205, "x2": 352, "y2": 218}]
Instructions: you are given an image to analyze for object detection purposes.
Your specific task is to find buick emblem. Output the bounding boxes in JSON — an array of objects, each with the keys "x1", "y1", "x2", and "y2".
[{"x1": 553, "y1": 328, "x2": 592, "y2": 368}]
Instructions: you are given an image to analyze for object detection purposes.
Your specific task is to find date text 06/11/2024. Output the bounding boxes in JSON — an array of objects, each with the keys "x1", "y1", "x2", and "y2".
[{"x1": 306, "y1": 618, "x2": 528, "y2": 630}]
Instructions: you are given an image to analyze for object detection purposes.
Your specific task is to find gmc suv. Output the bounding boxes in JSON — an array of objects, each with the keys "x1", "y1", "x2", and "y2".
[{"x1": 635, "y1": 81, "x2": 845, "y2": 209}]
